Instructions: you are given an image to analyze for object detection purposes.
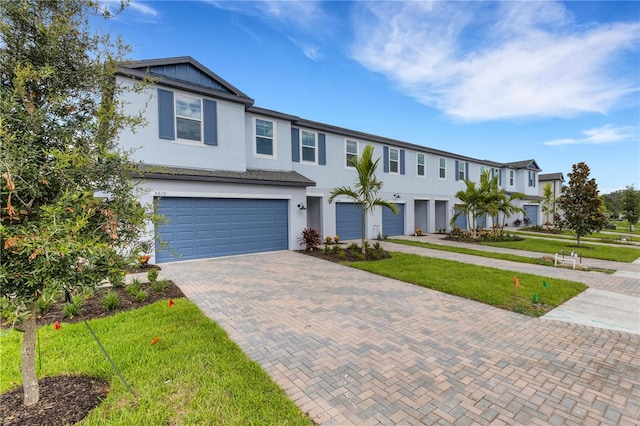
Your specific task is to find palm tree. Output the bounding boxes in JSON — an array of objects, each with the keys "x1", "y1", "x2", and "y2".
[
  {"x1": 497, "y1": 193, "x2": 525, "y2": 232},
  {"x1": 451, "y1": 179, "x2": 483, "y2": 239},
  {"x1": 541, "y1": 183, "x2": 556, "y2": 229},
  {"x1": 329, "y1": 145, "x2": 398, "y2": 254}
]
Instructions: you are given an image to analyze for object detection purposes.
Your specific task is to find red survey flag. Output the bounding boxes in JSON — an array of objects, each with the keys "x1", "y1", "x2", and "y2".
[
  {"x1": 54, "y1": 321, "x2": 60, "y2": 330},
  {"x1": 514, "y1": 276, "x2": 521, "y2": 287},
  {"x1": 151, "y1": 337, "x2": 160, "y2": 345},
  {"x1": 168, "y1": 299, "x2": 174, "y2": 308}
]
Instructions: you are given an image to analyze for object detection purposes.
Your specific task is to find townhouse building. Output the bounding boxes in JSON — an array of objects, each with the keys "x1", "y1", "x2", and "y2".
[
  {"x1": 539, "y1": 172, "x2": 565, "y2": 225},
  {"x1": 116, "y1": 57, "x2": 546, "y2": 263}
]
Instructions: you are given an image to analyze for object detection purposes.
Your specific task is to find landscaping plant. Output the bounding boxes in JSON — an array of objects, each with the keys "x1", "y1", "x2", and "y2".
[{"x1": 0, "y1": 0, "x2": 154, "y2": 406}]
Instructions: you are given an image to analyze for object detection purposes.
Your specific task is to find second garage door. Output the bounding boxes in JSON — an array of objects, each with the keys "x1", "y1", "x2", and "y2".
[
  {"x1": 155, "y1": 197, "x2": 288, "y2": 263},
  {"x1": 335, "y1": 202, "x2": 362, "y2": 241},
  {"x1": 382, "y1": 204, "x2": 405, "y2": 236}
]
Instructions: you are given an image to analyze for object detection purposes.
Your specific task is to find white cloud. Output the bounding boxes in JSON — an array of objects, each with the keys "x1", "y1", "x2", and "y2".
[
  {"x1": 208, "y1": 0, "x2": 326, "y2": 59},
  {"x1": 350, "y1": 1, "x2": 640, "y2": 121},
  {"x1": 543, "y1": 124, "x2": 636, "y2": 146},
  {"x1": 128, "y1": 1, "x2": 159, "y2": 17},
  {"x1": 101, "y1": 0, "x2": 159, "y2": 18}
]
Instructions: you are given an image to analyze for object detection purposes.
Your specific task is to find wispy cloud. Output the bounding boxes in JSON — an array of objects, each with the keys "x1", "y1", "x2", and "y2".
[
  {"x1": 350, "y1": 1, "x2": 640, "y2": 121},
  {"x1": 207, "y1": 0, "x2": 327, "y2": 59},
  {"x1": 543, "y1": 125, "x2": 636, "y2": 146},
  {"x1": 101, "y1": 0, "x2": 159, "y2": 18}
]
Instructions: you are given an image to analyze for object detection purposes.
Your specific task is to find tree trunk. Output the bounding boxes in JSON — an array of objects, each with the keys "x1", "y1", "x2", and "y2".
[
  {"x1": 361, "y1": 209, "x2": 366, "y2": 255},
  {"x1": 21, "y1": 302, "x2": 39, "y2": 407}
]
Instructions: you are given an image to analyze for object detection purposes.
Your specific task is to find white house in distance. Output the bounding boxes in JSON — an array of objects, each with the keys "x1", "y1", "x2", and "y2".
[
  {"x1": 115, "y1": 56, "x2": 549, "y2": 263},
  {"x1": 539, "y1": 172, "x2": 565, "y2": 225}
]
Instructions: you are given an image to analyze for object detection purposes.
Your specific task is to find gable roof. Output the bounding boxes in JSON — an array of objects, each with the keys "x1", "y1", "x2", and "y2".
[
  {"x1": 117, "y1": 56, "x2": 254, "y2": 107},
  {"x1": 539, "y1": 172, "x2": 564, "y2": 182},
  {"x1": 505, "y1": 160, "x2": 541, "y2": 171}
]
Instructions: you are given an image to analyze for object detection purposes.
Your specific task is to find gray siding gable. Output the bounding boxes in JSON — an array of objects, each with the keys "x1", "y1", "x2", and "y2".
[
  {"x1": 148, "y1": 63, "x2": 232, "y2": 93},
  {"x1": 118, "y1": 56, "x2": 254, "y2": 106}
]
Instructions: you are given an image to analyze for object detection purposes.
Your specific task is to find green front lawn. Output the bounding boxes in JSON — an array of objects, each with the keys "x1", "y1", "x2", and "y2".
[
  {"x1": 480, "y1": 238, "x2": 640, "y2": 262},
  {"x1": 0, "y1": 300, "x2": 312, "y2": 425},
  {"x1": 346, "y1": 252, "x2": 587, "y2": 317}
]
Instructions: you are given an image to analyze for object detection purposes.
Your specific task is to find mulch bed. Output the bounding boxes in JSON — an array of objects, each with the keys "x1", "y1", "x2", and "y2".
[
  {"x1": 297, "y1": 245, "x2": 391, "y2": 263},
  {"x1": 1, "y1": 270, "x2": 185, "y2": 426}
]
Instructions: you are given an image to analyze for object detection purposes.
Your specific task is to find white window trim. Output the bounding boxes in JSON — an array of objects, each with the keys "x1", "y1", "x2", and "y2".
[
  {"x1": 345, "y1": 139, "x2": 358, "y2": 168},
  {"x1": 301, "y1": 130, "x2": 318, "y2": 164},
  {"x1": 174, "y1": 93, "x2": 203, "y2": 145},
  {"x1": 416, "y1": 153, "x2": 426, "y2": 177},
  {"x1": 458, "y1": 162, "x2": 468, "y2": 181},
  {"x1": 388, "y1": 147, "x2": 400, "y2": 175},
  {"x1": 438, "y1": 157, "x2": 446, "y2": 180},
  {"x1": 253, "y1": 117, "x2": 277, "y2": 159}
]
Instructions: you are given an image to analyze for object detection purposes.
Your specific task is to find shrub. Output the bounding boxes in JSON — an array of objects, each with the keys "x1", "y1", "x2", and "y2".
[
  {"x1": 151, "y1": 280, "x2": 167, "y2": 293},
  {"x1": 333, "y1": 235, "x2": 340, "y2": 244},
  {"x1": 62, "y1": 295, "x2": 84, "y2": 318},
  {"x1": 523, "y1": 218, "x2": 531, "y2": 226},
  {"x1": 298, "y1": 228, "x2": 321, "y2": 251},
  {"x1": 332, "y1": 245, "x2": 344, "y2": 255},
  {"x1": 323, "y1": 245, "x2": 331, "y2": 255},
  {"x1": 36, "y1": 288, "x2": 58, "y2": 314},
  {"x1": 102, "y1": 291, "x2": 121, "y2": 311},
  {"x1": 127, "y1": 278, "x2": 142, "y2": 296},
  {"x1": 109, "y1": 270, "x2": 126, "y2": 288},
  {"x1": 134, "y1": 289, "x2": 148, "y2": 303},
  {"x1": 325, "y1": 236, "x2": 333, "y2": 245},
  {"x1": 147, "y1": 268, "x2": 159, "y2": 283},
  {"x1": 513, "y1": 219, "x2": 522, "y2": 227}
]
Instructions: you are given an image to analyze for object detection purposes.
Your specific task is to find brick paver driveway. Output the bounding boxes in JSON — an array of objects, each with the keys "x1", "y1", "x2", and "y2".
[{"x1": 160, "y1": 251, "x2": 640, "y2": 425}]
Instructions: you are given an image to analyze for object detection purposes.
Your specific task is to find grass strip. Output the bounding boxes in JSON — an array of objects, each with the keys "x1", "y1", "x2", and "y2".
[
  {"x1": 479, "y1": 238, "x2": 640, "y2": 262},
  {"x1": 0, "y1": 299, "x2": 312, "y2": 425},
  {"x1": 345, "y1": 252, "x2": 587, "y2": 317},
  {"x1": 387, "y1": 239, "x2": 615, "y2": 273}
]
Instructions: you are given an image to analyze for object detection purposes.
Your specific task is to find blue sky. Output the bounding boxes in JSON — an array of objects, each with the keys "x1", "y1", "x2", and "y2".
[{"x1": 99, "y1": 0, "x2": 639, "y2": 194}]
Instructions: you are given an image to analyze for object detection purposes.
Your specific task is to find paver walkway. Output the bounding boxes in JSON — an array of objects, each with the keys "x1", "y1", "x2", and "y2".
[{"x1": 160, "y1": 249, "x2": 640, "y2": 425}]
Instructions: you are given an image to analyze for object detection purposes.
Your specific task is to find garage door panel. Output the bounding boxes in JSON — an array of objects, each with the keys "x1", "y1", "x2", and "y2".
[
  {"x1": 156, "y1": 197, "x2": 288, "y2": 262},
  {"x1": 382, "y1": 204, "x2": 404, "y2": 236},
  {"x1": 336, "y1": 203, "x2": 362, "y2": 241}
]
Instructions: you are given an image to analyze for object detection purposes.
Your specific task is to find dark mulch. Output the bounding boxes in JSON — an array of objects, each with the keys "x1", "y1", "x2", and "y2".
[
  {"x1": 0, "y1": 376, "x2": 109, "y2": 426},
  {"x1": 298, "y1": 244, "x2": 391, "y2": 263},
  {"x1": 1, "y1": 273, "x2": 185, "y2": 426}
]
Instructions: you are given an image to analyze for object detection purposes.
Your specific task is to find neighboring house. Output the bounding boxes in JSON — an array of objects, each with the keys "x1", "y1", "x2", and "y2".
[
  {"x1": 115, "y1": 57, "x2": 547, "y2": 263},
  {"x1": 539, "y1": 172, "x2": 565, "y2": 224}
]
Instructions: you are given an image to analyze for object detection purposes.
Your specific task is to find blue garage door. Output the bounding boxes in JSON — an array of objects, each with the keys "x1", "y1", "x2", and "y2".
[
  {"x1": 524, "y1": 205, "x2": 539, "y2": 226},
  {"x1": 155, "y1": 198, "x2": 288, "y2": 263},
  {"x1": 336, "y1": 202, "x2": 362, "y2": 240},
  {"x1": 453, "y1": 208, "x2": 467, "y2": 230},
  {"x1": 382, "y1": 204, "x2": 405, "y2": 236}
]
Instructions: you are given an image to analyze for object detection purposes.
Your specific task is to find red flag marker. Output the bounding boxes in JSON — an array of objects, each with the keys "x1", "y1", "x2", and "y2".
[
  {"x1": 151, "y1": 337, "x2": 160, "y2": 345},
  {"x1": 514, "y1": 276, "x2": 521, "y2": 287},
  {"x1": 54, "y1": 321, "x2": 60, "y2": 330},
  {"x1": 168, "y1": 299, "x2": 174, "y2": 308}
]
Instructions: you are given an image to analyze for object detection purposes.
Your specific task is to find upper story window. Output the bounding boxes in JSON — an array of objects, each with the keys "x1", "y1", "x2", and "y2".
[
  {"x1": 255, "y1": 118, "x2": 275, "y2": 156},
  {"x1": 528, "y1": 171, "x2": 536, "y2": 187},
  {"x1": 389, "y1": 148, "x2": 399, "y2": 174},
  {"x1": 510, "y1": 170, "x2": 515, "y2": 186},
  {"x1": 346, "y1": 139, "x2": 358, "y2": 167},
  {"x1": 175, "y1": 95, "x2": 202, "y2": 141},
  {"x1": 456, "y1": 160, "x2": 468, "y2": 181},
  {"x1": 439, "y1": 158, "x2": 446, "y2": 179},
  {"x1": 417, "y1": 153, "x2": 425, "y2": 176},
  {"x1": 301, "y1": 130, "x2": 316, "y2": 163}
]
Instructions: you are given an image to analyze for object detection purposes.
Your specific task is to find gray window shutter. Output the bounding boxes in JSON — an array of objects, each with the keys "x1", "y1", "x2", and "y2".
[
  {"x1": 318, "y1": 133, "x2": 326, "y2": 165},
  {"x1": 383, "y1": 146, "x2": 389, "y2": 173},
  {"x1": 203, "y1": 99, "x2": 218, "y2": 146},
  {"x1": 400, "y1": 149, "x2": 405, "y2": 175},
  {"x1": 455, "y1": 160, "x2": 460, "y2": 181},
  {"x1": 499, "y1": 170, "x2": 504, "y2": 186},
  {"x1": 465, "y1": 163, "x2": 469, "y2": 180},
  {"x1": 291, "y1": 128, "x2": 300, "y2": 162},
  {"x1": 158, "y1": 89, "x2": 175, "y2": 140}
]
